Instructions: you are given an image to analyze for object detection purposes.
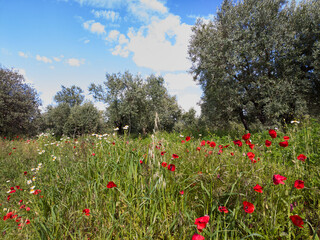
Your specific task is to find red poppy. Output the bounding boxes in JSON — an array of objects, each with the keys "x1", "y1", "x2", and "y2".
[
  {"x1": 26, "y1": 207, "x2": 30, "y2": 211},
  {"x1": 297, "y1": 154, "x2": 307, "y2": 162},
  {"x1": 186, "y1": 136, "x2": 191, "y2": 142},
  {"x1": 192, "y1": 234, "x2": 205, "y2": 240},
  {"x1": 107, "y1": 181, "x2": 117, "y2": 188},
  {"x1": 161, "y1": 162, "x2": 167, "y2": 167},
  {"x1": 265, "y1": 140, "x2": 272, "y2": 147},
  {"x1": 200, "y1": 140, "x2": 206, "y2": 146},
  {"x1": 294, "y1": 180, "x2": 304, "y2": 189},
  {"x1": 194, "y1": 215, "x2": 210, "y2": 232},
  {"x1": 273, "y1": 175, "x2": 287, "y2": 185},
  {"x1": 242, "y1": 133, "x2": 251, "y2": 140},
  {"x1": 92, "y1": 153, "x2": 95, "y2": 156},
  {"x1": 139, "y1": 160, "x2": 143, "y2": 164},
  {"x1": 24, "y1": 171, "x2": 27, "y2": 175},
  {"x1": 206, "y1": 141, "x2": 211, "y2": 145},
  {"x1": 209, "y1": 141, "x2": 216, "y2": 148},
  {"x1": 233, "y1": 140, "x2": 242, "y2": 147},
  {"x1": 218, "y1": 206, "x2": 228, "y2": 213},
  {"x1": 231, "y1": 152, "x2": 234, "y2": 156},
  {"x1": 279, "y1": 140, "x2": 288, "y2": 147},
  {"x1": 168, "y1": 164, "x2": 175, "y2": 171},
  {"x1": 9, "y1": 152, "x2": 12, "y2": 155},
  {"x1": 196, "y1": 147, "x2": 201, "y2": 151},
  {"x1": 26, "y1": 219, "x2": 30, "y2": 224},
  {"x1": 243, "y1": 201, "x2": 255, "y2": 213},
  {"x1": 253, "y1": 184, "x2": 263, "y2": 193},
  {"x1": 284, "y1": 136, "x2": 290, "y2": 140},
  {"x1": 181, "y1": 140, "x2": 185, "y2": 144},
  {"x1": 247, "y1": 152, "x2": 255, "y2": 160},
  {"x1": 249, "y1": 143, "x2": 254, "y2": 150},
  {"x1": 269, "y1": 129, "x2": 277, "y2": 138},
  {"x1": 179, "y1": 190, "x2": 184, "y2": 195},
  {"x1": 172, "y1": 154, "x2": 179, "y2": 159},
  {"x1": 83, "y1": 209, "x2": 90, "y2": 216},
  {"x1": 224, "y1": 144, "x2": 229, "y2": 148},
  {"x1": 161, "y1": 151, "x2": 166, "y2": 156},
  {"x1": 290, "y1": 215, "x2": 304, "y2": 228}
]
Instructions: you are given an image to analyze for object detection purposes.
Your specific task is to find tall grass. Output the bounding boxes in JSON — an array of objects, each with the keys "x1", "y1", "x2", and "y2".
[{"x1": 0, "y1": 120, "x2": 319, "y2": 239}]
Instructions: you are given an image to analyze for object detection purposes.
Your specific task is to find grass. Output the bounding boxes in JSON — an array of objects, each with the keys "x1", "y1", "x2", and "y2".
[{"x1": 0, "y1": 119, "x2": 320, "y2": 239}]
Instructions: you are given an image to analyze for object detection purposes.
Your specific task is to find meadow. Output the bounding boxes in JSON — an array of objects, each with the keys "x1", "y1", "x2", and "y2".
[{"x1": 0, "y1": 119, "x2": 320, "y2": 240}]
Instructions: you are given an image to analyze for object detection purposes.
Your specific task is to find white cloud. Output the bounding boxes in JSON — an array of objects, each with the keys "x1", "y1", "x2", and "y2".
[
  {"x1": 163, "y1": 73, "x2": 198, "y2": 90},
  {"x1": 36, "y1": 54, "x2": 52, "y2": 63},
  {"x1": 112, "y1": 14, "x2": 192, "y2": 72},
  {"x1": 18, "y1": 51, "x2": 28, "y2": 58},
  {"x1": 140, "y1": 0, "x2": 167, "y2": 14},
  {"x1": 106, "y1": 30, "x2": 120, "y2": 42},
  {"x1": 83, "y1": 20, "x2": 106, "y2": 34},
  {"x1": 66, "y1": 58, "x2": 85, "y2": 67},
  {"x1": 84, "y1": 39, "x2": 90, "y2": 44},
  {"x1": 112, "y1": 45, "x2": 129, "y2": 58},
  {"x1": 91, "y1": 9, "x2": 120, "y2": 22},
  {"x1": 178, "y1": 93, "x2": 201, "y2": 115}
]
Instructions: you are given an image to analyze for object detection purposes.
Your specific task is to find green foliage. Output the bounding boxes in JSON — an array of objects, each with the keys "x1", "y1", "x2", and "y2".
[
  {"x1": 54, "y1": 85, "x2": 84, "y2": 107},
  {"x1": 0, "y1": 66, "x2": 41, "y2": 137},
  {"x1": 89, "y1": 72, "x2": 181, "y2": 134},
  {"x1": 63, "y1": 102, "x2": 104, "y2": 137},
  {"x1": 188, "y1": 0, "x2": 320, "y2": 130}
]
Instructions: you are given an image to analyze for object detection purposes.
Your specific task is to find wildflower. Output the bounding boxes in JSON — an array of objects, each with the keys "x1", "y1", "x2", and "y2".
[
  {"x1": 192, "y1": 234, "x2": 205, "y2": 240},
  {"x1": 186, "y1": 136, "x2": 191, "y2": 142},
  {"x1": 279, "y1": 140, "x2": 288, "y2": 147},
  {"x1": 247, "y1": 152, "x2": 255, "y2": 160},
  {"x1": 291, "y1": 120, "x2": 300, "y2": 124},
  {"x1": 179, "y1": 190, "x2": 184, "y2": 195},
  {"x1": 114, "y1": 127, "x2": 119, "y2": 131},
  {"x1": 290, "y1": 215, "x2": 304, "y2": 228},
  {"x1": 32, "y1": 177, "x2": 36, "y2": 181},
  {"x1": 181, "y1": 140, "x2": 185, "y2": 144},
  {"x1": 269, "y1": 129, "x2": 277, "y2": 138},
  {"x1": 107, "y1": 181, "x2": 117, "y2": 188},
  {"x1": 194, "y1": 215, "x2": 210, "y2": 232},
  {"x1": 139, "y1": 160, "x2": 143, "y2": 164},
  {"x1": 180, "y1": 135, "x2": 184, "y2": 138},
  {"x1": 242, "y1": 133, "x2": 251, "y2": 140},
  {"x1": 273, "y1": 174, "x2": 287, "y2": 185},
  {"x1": 284, "y1": 136, "x2": 290, "y2": 140},
  {"x1": 265, "y1": 140, "x2": 272, "y2": 147},
  {"x1": 161, "y1": 151, "x2": 166, "y2": 156},
  {"x1": 233, "y1": 140, "x2": 242, "y2": 147},
  {"x1": 27, "y1": 180, "x2": 32, "y2": 185},
  {"x1": 172, "y1": 154, "x2": 179, "y2": 159},
  {"x1": 200, "y1": 140, "x2": 206, "y2": 146},
  {"x1": 196, "y1": 147, "x2": 201, "y2": 151},
  {"x1": 218, "y1": 206, "x2": 228, "y2": 213},
  {"x1": 297, "y1": 154, "x2": 307, "y2": 162},
  {"x1": 231, "y1": 152, "x2": 234, "y2": 156},
  {"x1": 168, "y1": 164, "x2": 176, "y2": 172},
  {"x1": 253, "y1": 184, "x2": 263, "y2": 193},
  {"x1": 243, "y1": 201, "x2": 255, "y2": 213},
  {"x1": 294, "y1": 180, "x2": 304, "y2": 189},
  {"x1": 161, "y1": 162, "x2": 167, "y2": 167},
  {"x1": 123, "y1": 125, "x2": 129, "y2": 130},
  {"x1": 209, "y1": 141, "x2": 216, "y2": 148},
  {"x1": 92, "y1": 153, "x2": 96, "y2": 156},
  {"x1": 83, "y1": 209, "x2": 90, "y2": 216},
  {"x1": 24, "y1": 171, "x2": 27, "y2": 175},
  {"x1": 26, "y1": 207, "x2": 30, "y2": 211}
]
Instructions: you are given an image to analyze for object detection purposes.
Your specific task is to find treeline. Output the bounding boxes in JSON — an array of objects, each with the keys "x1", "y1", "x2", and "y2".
[
  {"x1": 0, "y1": 68, "x2": 197, "y2": 138},
  {"x1": 1, "y1": 0, "x2": 319, "y2": 137},
  {"x1": 189, "y1": 0, "x2": 320, "y2": 130}
]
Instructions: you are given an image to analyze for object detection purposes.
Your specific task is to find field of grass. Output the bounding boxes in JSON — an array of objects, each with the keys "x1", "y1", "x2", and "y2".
[{"x1": 1, "y1": 119, "x2": 320, "y2": 239}]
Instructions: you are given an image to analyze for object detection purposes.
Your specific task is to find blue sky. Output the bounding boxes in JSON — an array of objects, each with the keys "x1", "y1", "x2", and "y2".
[{"x1": 0, "y1": 0, "x2": 223, "y2": 114}]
